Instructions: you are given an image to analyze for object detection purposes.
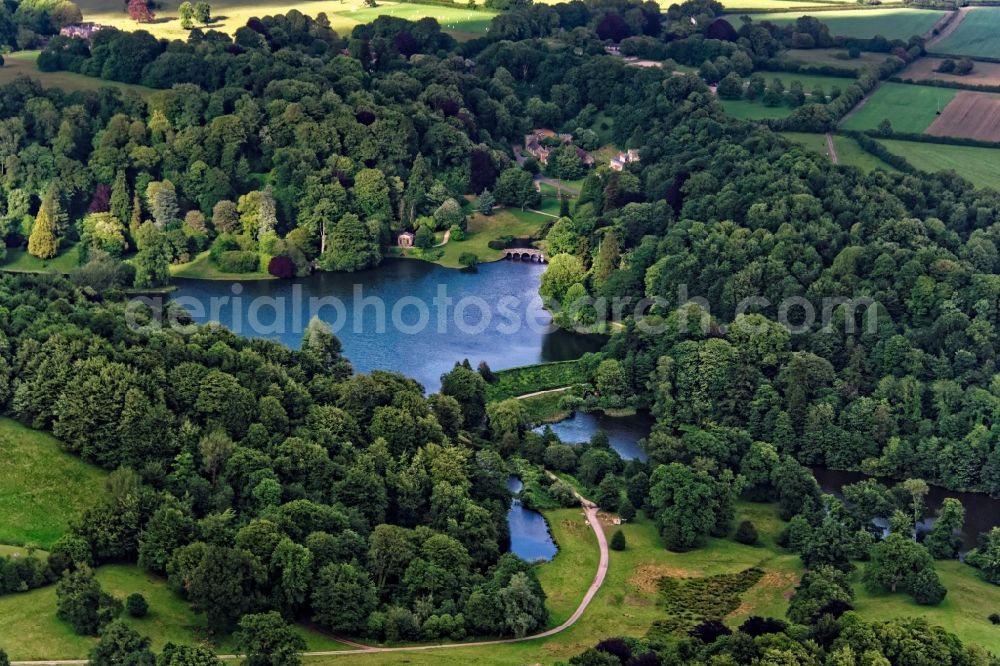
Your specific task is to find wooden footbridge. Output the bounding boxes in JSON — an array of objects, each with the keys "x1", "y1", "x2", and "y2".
[{"x1": 503, "y1": 248, "x2": 547, "y2": 262}]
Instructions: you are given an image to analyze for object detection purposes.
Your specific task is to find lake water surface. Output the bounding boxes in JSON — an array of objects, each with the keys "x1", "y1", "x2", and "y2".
[
  {"x1": 506, "y1": 476, "x2": 557, "y2": 561},
  {"x1": 535, "y1": 411, "x2": 654, "y2": 461},
  {"x1": 171, "y1": 259, "x2": 603, "y2": 391}
]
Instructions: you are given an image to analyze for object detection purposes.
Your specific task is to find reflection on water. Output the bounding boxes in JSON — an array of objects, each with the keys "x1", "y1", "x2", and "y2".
[
  {"x1": 535, "y1": 411, "x2": 654, "y2": 461},
  {"x1": 506, "y1": 476, "x2": 556, "y2": 562},
  {"x1": 813, "y1": 467, "x2": 1000, "y2": 551},
  {"x1": 171, "y1": 259, "x2": 604, "y2": 392}
]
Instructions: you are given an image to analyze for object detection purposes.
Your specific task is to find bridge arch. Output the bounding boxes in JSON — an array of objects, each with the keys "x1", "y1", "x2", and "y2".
[{"x1": 502, "y1": 248, "x2": 546, "y2": 263}]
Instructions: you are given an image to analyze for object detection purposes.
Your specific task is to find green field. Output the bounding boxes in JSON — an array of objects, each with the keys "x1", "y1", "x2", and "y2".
[
  {"x1": 0, "y1": 564, "x2": 350, "y2": 660},
  {"x1": 780, "y1": 131, "x2": 900, "y2": 173},
  {"x1": 722, "y1": 99, "x2": 798, "y2": 120},
  {"x1": 0, "y1": 52, "x2": 157, "y2": 97},
  {"x1": 840, "y1": 82, "x2": 957, "y2": 134},
  {"x1": 931, "y1": 7, "x2": 1000, "y2": 59},
  {"x1": 728, "y1": 8, "x2": 945, "y2": 40},
  {"x1": 405, "y1": 207, "x2": 552, "y2": 269},
  {"x1": 879, "y1": 139, "x2": 1000, "y2": 188},
  {"x1": 76, "y1": 0, "x2": 497, "y2": 42},
  {"x1": 1, "y1": 244, "x2": 80, "y2": 275},
  {"x1": 778, "y1": 48, "x2": 890, "y2": 70},
  {"x1": 0, "y1": 418, "x2": 108, "y2": 549},
  {"x1": 721, "y1": 72, "x2": 854, "y2": 120},
  {"x1": 720, "y1": 0, "x2": 855, "y2": 8},
  {"x1": 168, "y1": 250, "x2": 274, "y2": 280}
]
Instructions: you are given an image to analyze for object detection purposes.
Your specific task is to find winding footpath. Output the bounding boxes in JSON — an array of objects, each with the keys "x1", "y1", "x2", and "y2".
[{"x1": 11, "y1": 485, "x2": 610, "y2": 666}]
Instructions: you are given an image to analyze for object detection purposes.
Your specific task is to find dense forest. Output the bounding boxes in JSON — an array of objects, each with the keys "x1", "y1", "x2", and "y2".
[{"x1": 2, "y1": 0, "x2": 1000, "y2": 661}]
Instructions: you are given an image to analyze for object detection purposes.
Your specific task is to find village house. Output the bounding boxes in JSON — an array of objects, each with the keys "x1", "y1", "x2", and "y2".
[
  {"x1": 523, "y1": 129, "x2": 574, "y2": 165},
  {"x1": 609, "y1": 148, "x2": 640, "y2": 171},
  {"x1": 397, "y1": 231, "x2": 415, "y2": 248},
  {"x1": 59, "y1": 23, "x2": 109, "y2": 40}
]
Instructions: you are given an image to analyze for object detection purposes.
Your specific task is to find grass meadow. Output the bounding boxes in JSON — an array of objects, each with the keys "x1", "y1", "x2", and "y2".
[
  {"x1": 1, "y1": 244, "x2": 80, "y2": 275},
  {"x1": 840, "y1": 82, "x2": 957, "y2": 134},
  {"x1": 931, "y1": 7, "x2": 1000, "y2": 59},
  {"x1": 0, "y1": 418, "x2": 108, "y2": 549},
  {"x1": 879, "y1": 139, "x2": 1000, "y2": 188},
  {"x1": 75, "y1": 0, "x2": 497, "y2": 42},
  {"x1": 727, "y1": 8, "x2": 945, "y2": 40}
]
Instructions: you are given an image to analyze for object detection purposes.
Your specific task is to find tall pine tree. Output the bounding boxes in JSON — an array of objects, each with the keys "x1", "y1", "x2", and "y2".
[
  {"x1": 27, "y1": 199, "x2": 58, "y2": 259},
  {"x1": 110, "y1": 170, "x2": 130, "y2": 228}
]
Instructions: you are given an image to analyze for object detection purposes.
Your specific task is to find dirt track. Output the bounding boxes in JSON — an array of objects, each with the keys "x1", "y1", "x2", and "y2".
[
  {"x1": 926, "y1": 7, "x2": 967, "y2": 50},
  {"x1": 926, "y1": 90, "x2": 1000, "y2": 141}
]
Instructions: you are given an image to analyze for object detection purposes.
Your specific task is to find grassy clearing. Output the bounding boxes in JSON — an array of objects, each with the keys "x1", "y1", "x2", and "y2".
[
  {"x1": 414, "y1": 207, "x2": 551, "y2": 269},
  {"x1": 778, "y1": 48, "x2": 890, "y2": 70},
  {"x1": 486, "y1": 360, "x2": 589, "y2": 402},
  {"x1": 0, "y1": 51, "x2": 158, "y2": 98},
  {"x1": 728, "y1": 8, "x2": 945, "y2": 40},
  {"x1": 169, "y1": 250, "x2": 274, "y2": 280},
  {"x1": 0, "y1": 563, "x2": 350, "y2": 660},
  {"x1": 0, "y1": 418, "x2": 108, "y2": 549},
  {"x1": 879, "y1": 139, "x2": 1000, "y2": 188},
  {"x1": 852, "y1": 560, "x2": 1000, "y2": 654},
  {"x1": 779, "y1": 131, "x2": 900, "y2": 173},
  {"x1": 931, "y1": 7, "x2": 1000, "y2": 59},
  {"x1": 1, "y1": 244, "x2": 80, "y2": 275},
  {"x1": 519, "y1": 392, "x2": 573, "y2": 424},
  {"x1": 840, "y1": 82, "x2": 957, "y2": 134},
  {"x1": 722, "y1": 99, "x2": 796, "y2": 120},
  {"x1": 721, "y1": 0, "x2": 855, "y2": 8},
  {"x1": 76, "y1": 0, "x2": 496, "y2": 42}
]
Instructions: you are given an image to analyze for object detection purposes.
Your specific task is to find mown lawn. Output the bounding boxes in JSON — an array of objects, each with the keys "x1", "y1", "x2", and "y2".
[
  {"x1": 0, "y1": 52, "x2": 158, "y2": 98},
  {"x1": 879, "y1": 139, "x2": 1000, "y2": 189},
  {"x1": 169, "y1": 250, "x2": 274, "y2": 280},
  {"x1": 0, "y1": 563, "x2": 351, "y2": 660},
  {"x1": 840, "y1": 82, "x2": 957, "y2": 134},
  {"x1": 0, "y1": 417, "x2": 108, "y2": 549},
  {"x1": 76, "y1": 0, "x2": 496, "y2": 42},
  {"x1": 726, "y1": 8, "x2": 945, "y2": 40},
  {"x1": 486, "y1": 360, "x2": 589, "y2": 402},
  {"x1": 422, "y1": 207, "x2": 551, "y2": 269},
  {"x1": 931, "y1": 7, "x2": 1000, "y2": 59},
  {"x1": 1, "y1": 245, "x2": 80, "y2": 275},
  {"x1": 777, "y1": 48, "x2": 891, "y2": 70}
]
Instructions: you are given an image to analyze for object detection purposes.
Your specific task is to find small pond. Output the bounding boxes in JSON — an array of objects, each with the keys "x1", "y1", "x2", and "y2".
[
  {"x1": 534, "y1": 411, "x2": 655, "y2": 461},
  {"x1": 506, "y1": 476, "x2": 557, "y2": 562}
]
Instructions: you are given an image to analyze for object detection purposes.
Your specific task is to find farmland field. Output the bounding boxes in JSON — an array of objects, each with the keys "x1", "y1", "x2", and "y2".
[
  {"x1": 778, "y1": 48, "x2": 889, "y2": 70},
  {"x1": 926, "y1": 90, "x2": 1000, "y2": 142},
  {"x1": 899, "y1": 57, "x2": 1000, "y2": 87},
  {"x1": 780, "y1": 131, "x2": 901, "y2": 172},
  {"x1": 727, "y1": 8, "x2": 946, "y2": 40},
  {"x1": 840, "y1": 82, "x2": 957, "y2": 134},
  {"x1": 931, "y1": 7, "x2": 1000, "y2": 59},
  {"x1": 75, "y1": 0, "x2": 498, "y2": 41},
  {"x1": 718, "y1": 0, "x2": 855, "y2": 9},
  {"x1": 879, "y1": 139, "x2": 1000, "y2": 188}
]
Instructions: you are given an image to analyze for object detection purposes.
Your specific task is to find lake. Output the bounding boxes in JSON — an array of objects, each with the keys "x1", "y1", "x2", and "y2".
[
  {"x1": 814, "y1": 467, "x2": 1000, "y2": 551},
  {"x1": 170, "y1": 259, "x2": 603, "y2": 391},
  {"x1": 535, "y1": 411, "x2": 654, "y2": 461},
  {"x1": 507, "y1": 476, "x2": 557, "y2": 562}
]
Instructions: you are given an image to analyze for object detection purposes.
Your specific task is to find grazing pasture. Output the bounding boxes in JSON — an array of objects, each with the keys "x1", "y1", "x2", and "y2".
[
  {"x1": 926, "y1": 90, "x2": 1000, "y2": 142},
  {"x1": 931, "y1": 7, "x2": 1000, "y2": 59},
  {"x1": 727, "y1": 8, "x2": 945, "y2": 40},
  {"x1": 899, "y1": 57, "x2": 1000, "y2": 87},
  {"x1": 74, "y1": 0, "x2": 497, "y2": 42},
  {"x1": 0, "y1": 52, "x2": 156, "y2": 97},
  {"x1": 840, "y1": 82, "x2": 957, "y2": 134},
  {"x1": 879, "y1": 139, "x2": 1000, "y2": 188}
]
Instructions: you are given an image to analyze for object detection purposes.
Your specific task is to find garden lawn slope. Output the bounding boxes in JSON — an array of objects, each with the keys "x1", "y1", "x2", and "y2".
[{"x1": 0, "y1": 417, "x2": 108, "y2": 549}]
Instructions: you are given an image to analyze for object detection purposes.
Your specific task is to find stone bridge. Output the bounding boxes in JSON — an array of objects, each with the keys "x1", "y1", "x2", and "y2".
[{"x1": 503, "y1": 248, "x2": 547, "y2": 263}]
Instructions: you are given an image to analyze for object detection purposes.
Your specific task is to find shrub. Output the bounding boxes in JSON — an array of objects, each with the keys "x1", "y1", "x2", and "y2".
[
  {"x1": 458, "y1": 252, "x2": 478, "y2": 269},
  {"x1": 125, "y1": 592, "x2": 148, "y2": 618},
  {"x1": 739, "y1": 616, "x2": 786, "y2": 636},
  {"x1": 610, "y1": 530, "x2": 626, "y2": 551},
  {"x1": 217, "y1": 250, "x2": 260, "y2": 273},
  {"x1": 689, "y1": 619, "x2": 731, "y2": 644},
  {"x1": 619, "y1": 498, "x2": 636, "y2": 522},
  {"x1": 735, "y1": 520, "x2": 759, "y2": 545},
  {"x1": 548, "y1": 479, "x2": 578, "y2": 507},
  {"x1": 989, "y1": 613, "x2": 1000, "y2": 625},
  {"x1": 267, "y1": 255, "x2": 295, "y2": 279}
]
